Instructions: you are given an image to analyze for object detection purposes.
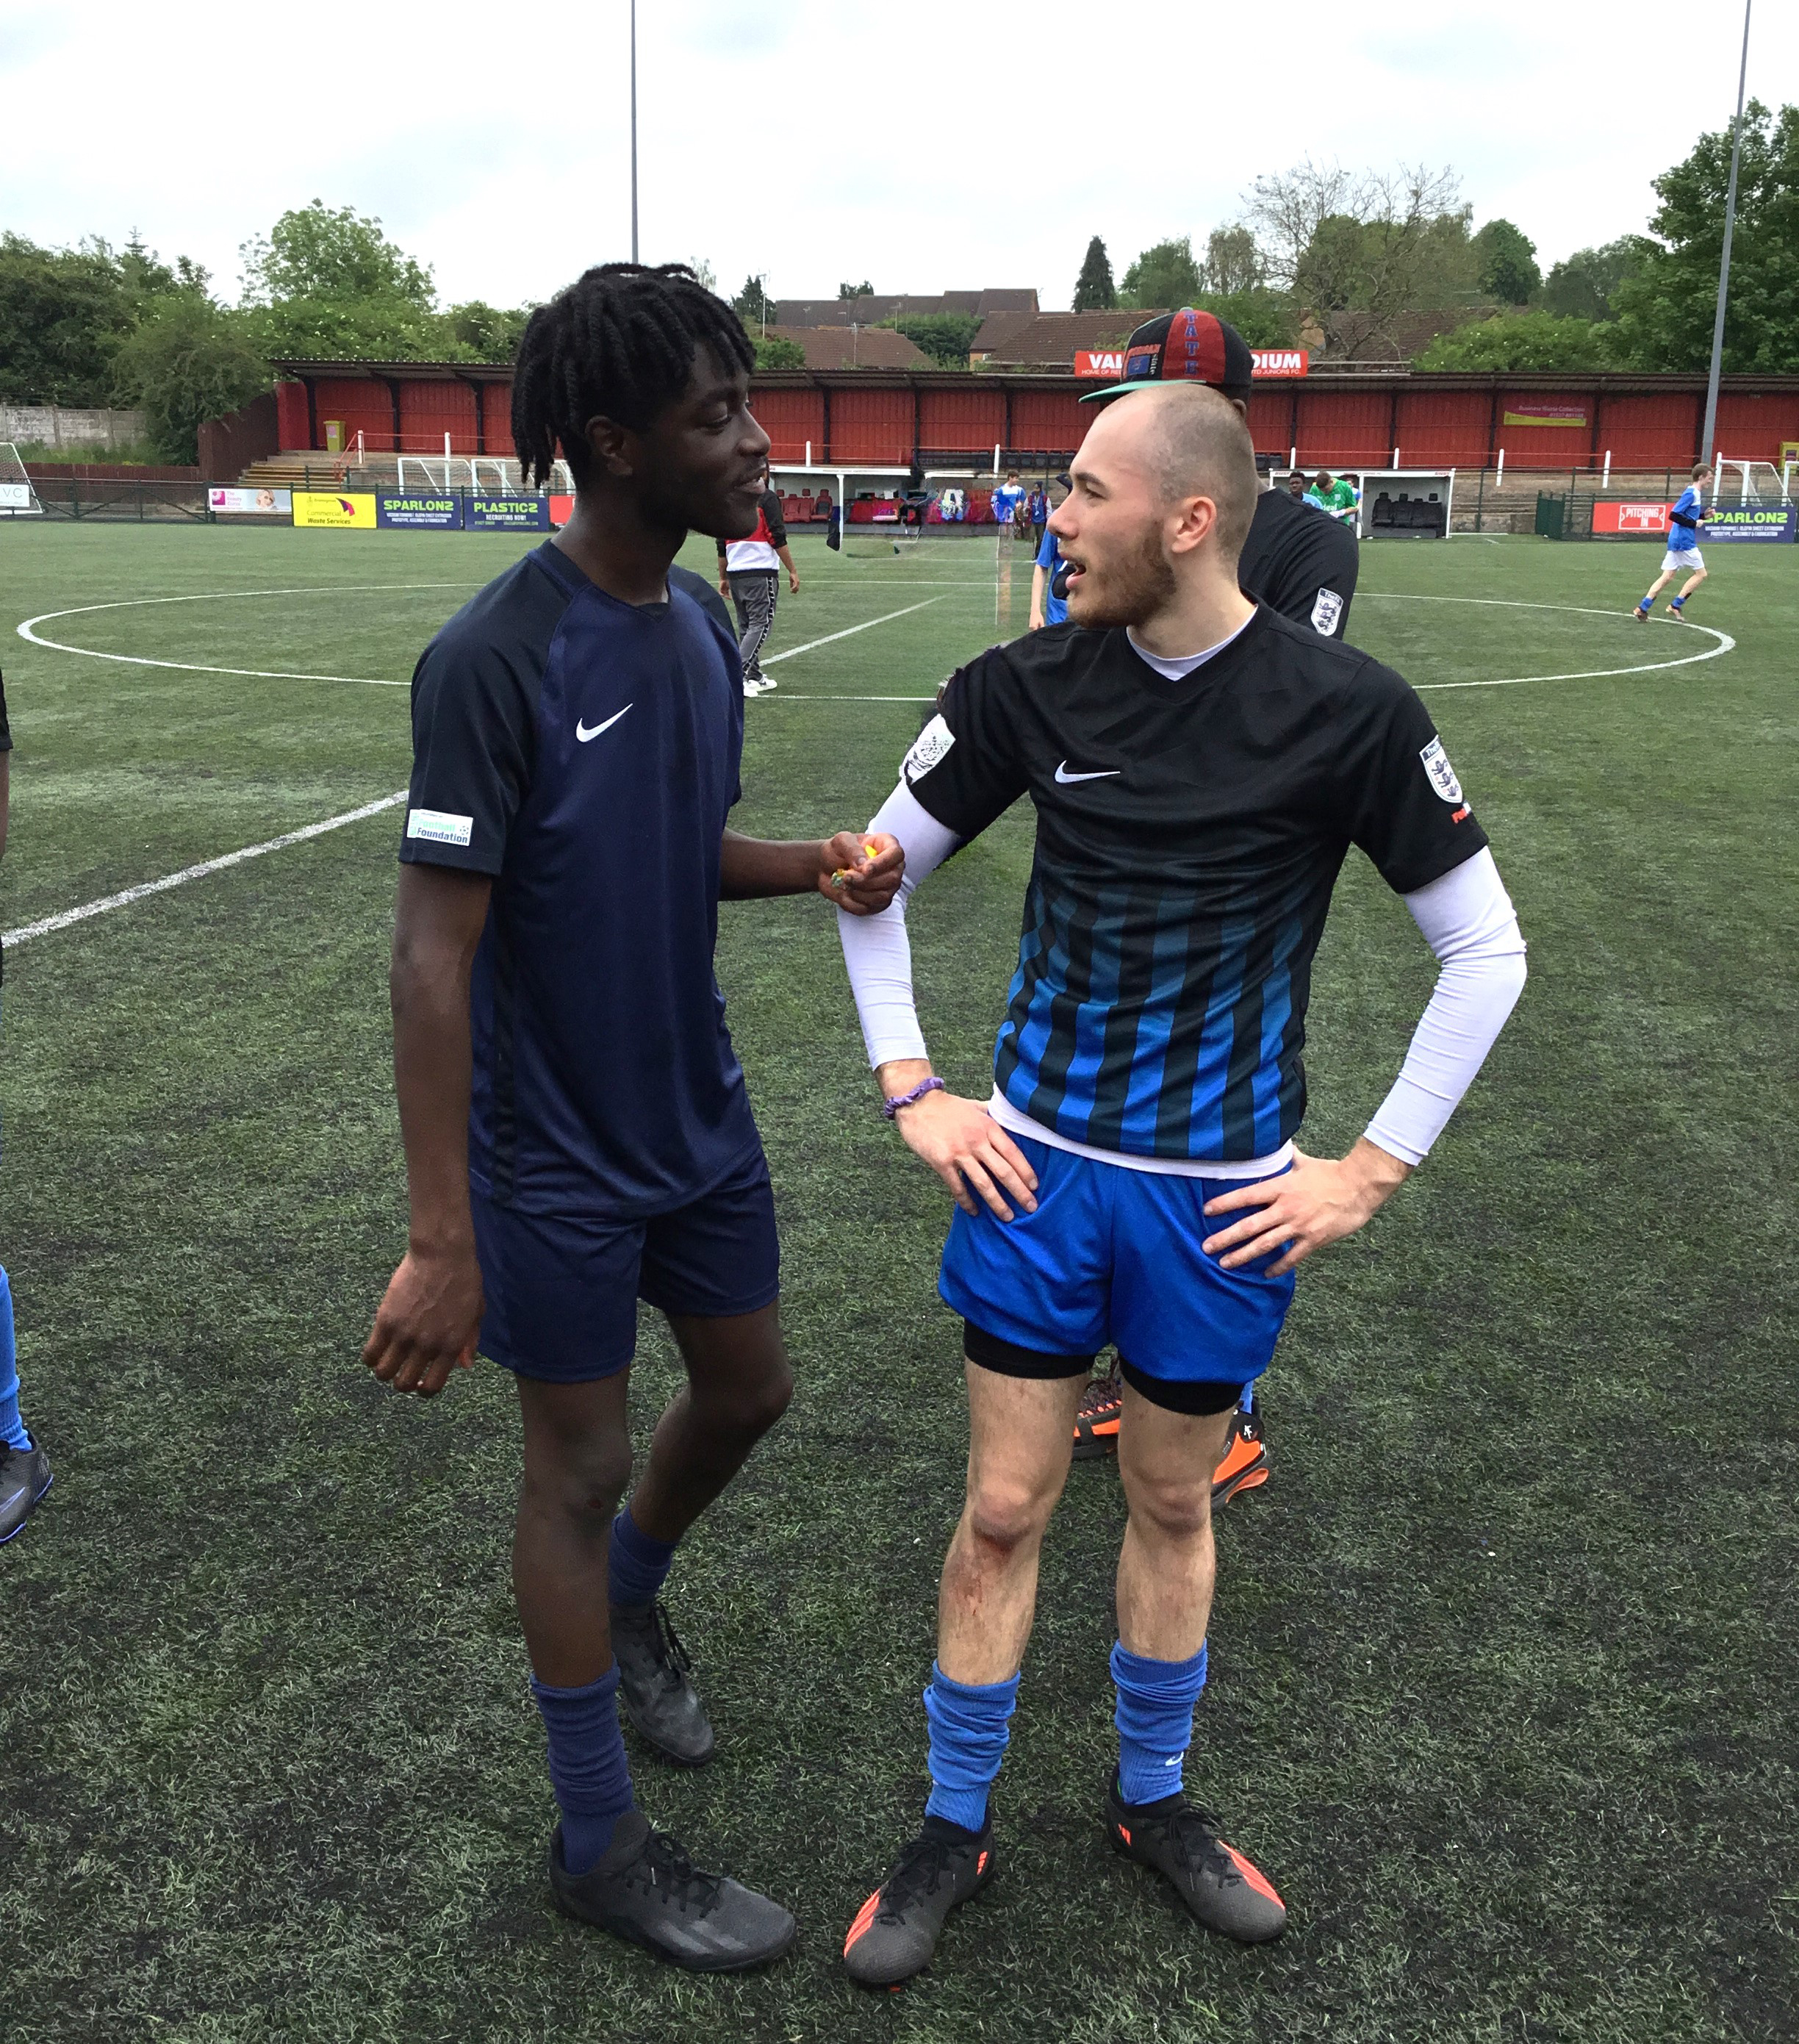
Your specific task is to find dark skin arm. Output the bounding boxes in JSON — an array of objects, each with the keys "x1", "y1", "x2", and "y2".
[
  {"x1": 0, "y1": 751, "x2": 10, "y2": 862},
  {"x1": 361, "y1": 862, "x2": 493, "y2": 1397},
  {"x1": 720, "y1": 828, "x2": 902, "y2": 911}
]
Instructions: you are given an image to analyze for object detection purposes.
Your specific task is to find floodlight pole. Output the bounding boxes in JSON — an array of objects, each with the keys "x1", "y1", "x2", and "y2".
[
  {"x1": 630, "y1": 0, "x2": 639, "y2": 263},
  {"x1": 1701, "y1": 0, "x2": 1752, "y2": 470}
]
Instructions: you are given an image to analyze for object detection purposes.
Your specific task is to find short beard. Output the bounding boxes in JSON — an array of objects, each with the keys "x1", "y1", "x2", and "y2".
[{"x1": 1066, "y1": 526, "x2": 1177, "y2": 629}]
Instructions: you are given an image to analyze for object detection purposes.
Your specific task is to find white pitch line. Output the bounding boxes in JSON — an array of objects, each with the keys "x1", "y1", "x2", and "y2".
[
  {"x1": 2, "y1": 792, "x2": 407, "y2": 950},
  {"x1": 766, "y1": 695, "x2": 936, "y2": 702},
  {"x1": 1357, "y1": 593, "x2": 1736, "y2": 689},
  {"x1": 15, "y1": 584, "x2": 479, "y2": 687},
  {"x1": 759, "y1": 598, "x2": 944, "y2": 666}
]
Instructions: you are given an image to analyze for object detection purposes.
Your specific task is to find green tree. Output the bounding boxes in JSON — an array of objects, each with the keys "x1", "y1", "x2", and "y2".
[
  {"x1": 1541, "y1": 237, "x2": 1650, "y2": 320},
  {"x1": 1202, "y1": 226, "x2": 1262, "y2": 295},
  {"x1": 733, "y1": 276, "x2": 772, "y2": 327},
  {"x1": 1118, "y1": 236, "x2": 1202, "y2": 309},
  {"x1": 1415, "y1": 309, "x2": 1614, "y2": 371},
  {"x1": 1608, "y1": 101, "x2": 1799, "y2": 372},
  {"x1": 1073, "y1": 237, "x2": 1115, "y2": 310},
  {"x1": 753, "y1": 334, "x2": 805, "y2": 369},
  {"x1": 884, "y1": 313, "x2": 980, "y2": 367},
  {"x1": 112, "y1": 297, "x2": 270, "y2": 463},
  {"x1": 837, "y1": 279, "x2": 873, "y2": 301},
  {"x1": 240, "y1": 201, "x2": 435, "y2": 307},
  {"x1": 1192, "y1": 288, "x2": 1297, "y2": 349},
  {"x1": 0, "y1": 234, "x2": 134, "y2": 402},
  {"x1": 445, "y1": 301, "x2": 531, "y2": 361},
  {"x1": 1473, "y1": 218, "x2": 1541, "y2": 304}
]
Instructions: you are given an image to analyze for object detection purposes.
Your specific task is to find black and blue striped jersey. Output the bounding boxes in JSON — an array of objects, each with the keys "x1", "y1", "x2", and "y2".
[{"x1": 900, "y1": 607, "x2": 1487, "y2": 1163}]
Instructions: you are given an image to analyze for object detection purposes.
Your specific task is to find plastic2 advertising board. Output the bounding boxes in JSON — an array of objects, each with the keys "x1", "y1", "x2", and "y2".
[
  {"x1": 467, "y1": 495, "x2": 550, "y2": 531},
  {"x1": 377, "y1": 492, "x2": 463, "y2": 529},
  {"x1": 1705, "y1": 505, "x2": 1798, "y2": 542},
  {"x1": 1072, "y1": 348, "x2": 1309, "y2": 379},
  {"x1": 292, "y1": 492, "x2": 377, "y2": 529}
]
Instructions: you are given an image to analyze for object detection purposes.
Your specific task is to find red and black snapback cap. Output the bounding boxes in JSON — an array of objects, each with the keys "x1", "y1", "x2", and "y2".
[{"x1": 1080, "y1": 308, "x2": 1254, "y2": 402}]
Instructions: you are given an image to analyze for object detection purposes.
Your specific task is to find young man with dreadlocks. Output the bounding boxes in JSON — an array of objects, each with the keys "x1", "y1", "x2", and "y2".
[{"x1": 360, "y1": 264, "x2": 902, "y2": 1972}]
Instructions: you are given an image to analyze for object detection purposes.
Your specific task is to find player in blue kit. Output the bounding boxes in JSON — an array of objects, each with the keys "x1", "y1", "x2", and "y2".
[
  {"x1": 1634, "y1": 463, "x2": 1712, "y2": 619},
  {"x1": 835, "y1": 381, "x2": 1527, "y2": 1984},
  {"x1": 359, "y1": 265, "x2": 902, "y2": 1973}
]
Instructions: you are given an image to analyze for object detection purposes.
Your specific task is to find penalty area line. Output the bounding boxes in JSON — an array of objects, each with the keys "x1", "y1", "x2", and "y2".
[{"x1": 3, "y1": 791, "x2": 407, "y2": 950}]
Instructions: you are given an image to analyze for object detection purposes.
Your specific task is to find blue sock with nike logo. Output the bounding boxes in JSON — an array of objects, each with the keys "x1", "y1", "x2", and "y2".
[{"x1": 1113, "y1": 1640, "x2": 1208, "y2": 1807}]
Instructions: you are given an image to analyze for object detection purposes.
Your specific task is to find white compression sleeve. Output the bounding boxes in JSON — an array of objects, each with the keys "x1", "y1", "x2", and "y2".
[
  {"x1": 1364, "y1": 847, "x2": 1527, "y2": 1167},
  {"x1": 836, "y1": 781, "x2": 963, "y2": 1069}
]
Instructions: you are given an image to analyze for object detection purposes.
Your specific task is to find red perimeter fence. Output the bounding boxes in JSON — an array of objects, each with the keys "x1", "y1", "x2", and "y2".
[{"x1": 246, "y1": 366, "x2": 1799, "y2": 476}]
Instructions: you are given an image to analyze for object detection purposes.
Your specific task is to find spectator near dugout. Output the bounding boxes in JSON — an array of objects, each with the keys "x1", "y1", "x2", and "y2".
[
  {"x1": 1313, "y1": 470, "x2": 1358, "y2": 526},
  {"x1": 1026, "y1": 481, "x2": 1049, "y2": 551},
  {"x1": 717, "y1": 463, "x2": 800, "y2": 696}
]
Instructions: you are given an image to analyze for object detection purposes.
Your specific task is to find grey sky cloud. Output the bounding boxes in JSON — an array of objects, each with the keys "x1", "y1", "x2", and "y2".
[{"x1": 1, "y1": 0, "x2": 1788, "y2": 312}]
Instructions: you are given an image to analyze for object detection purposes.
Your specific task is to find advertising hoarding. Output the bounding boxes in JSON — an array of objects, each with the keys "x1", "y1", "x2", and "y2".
[
  {"x1": 377, "y1": 492, "x2": 463, "y2": 529},
  {"x1": 1592, "y1": 501, "x2": 1670, "y2": 536},
  {"x1": 1072, "y1": 347, "x2": 1310, "y2": 379},
  {"x1": 209, "y1": 486, "x2": 292, "y2": 515},
  {"x1": 292, "y1": 492, "x2": 377, "y2": 529},
  {"x1": 1704, "y1": 505, "x2": 1797, "y2": 542},
  {"x1": 467, "y1": 495, "x2": 550, "y2": 531}
]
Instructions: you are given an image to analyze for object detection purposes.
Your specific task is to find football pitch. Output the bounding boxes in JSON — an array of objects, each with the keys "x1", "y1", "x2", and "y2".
[{"x1": 1, "y1": 521, "x2": 1794, "y2": 2043}]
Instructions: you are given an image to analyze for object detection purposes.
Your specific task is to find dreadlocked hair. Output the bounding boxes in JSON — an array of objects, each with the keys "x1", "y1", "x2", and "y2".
[{"x1": 510, "y1": 263, "x2": 755, "y2": 488}]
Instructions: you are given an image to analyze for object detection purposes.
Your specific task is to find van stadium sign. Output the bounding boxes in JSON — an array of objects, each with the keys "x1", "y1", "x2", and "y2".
[{"x1": 1074, "y1": 348, "x2": 1309, "y2": 379}]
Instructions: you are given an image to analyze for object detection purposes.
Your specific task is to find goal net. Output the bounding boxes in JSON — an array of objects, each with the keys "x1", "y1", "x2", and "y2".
[
  {"x1": 0, "y1": 444, "x2": 43, "y2": 517},
  {"x1": 1715, "y1": 458, "x2": 1794, "y2": 506}
]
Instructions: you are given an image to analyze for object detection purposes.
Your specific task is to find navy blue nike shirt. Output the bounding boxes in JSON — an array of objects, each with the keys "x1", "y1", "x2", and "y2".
[{"x1": 401, "y1": 545, "x2": 761, "y2": 1217}]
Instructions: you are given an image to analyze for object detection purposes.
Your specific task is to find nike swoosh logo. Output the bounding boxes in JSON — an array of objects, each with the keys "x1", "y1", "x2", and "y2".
[
  {"x1": 1055, "y1": 761, "x2": 1121, "y2": 783},
  {"x1": 576, "y1": 704, "x2": 633, "y2": 743}
]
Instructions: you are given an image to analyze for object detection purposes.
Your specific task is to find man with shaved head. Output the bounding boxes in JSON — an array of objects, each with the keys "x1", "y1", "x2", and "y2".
[{"x1": 831, "y1": 322, "x2": 1528, "y2": 1984}]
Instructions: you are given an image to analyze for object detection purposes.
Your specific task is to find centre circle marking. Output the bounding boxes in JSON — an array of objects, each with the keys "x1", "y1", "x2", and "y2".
[{"x1": 15, "y1": 584, "x2": 1737, "y2": 693}]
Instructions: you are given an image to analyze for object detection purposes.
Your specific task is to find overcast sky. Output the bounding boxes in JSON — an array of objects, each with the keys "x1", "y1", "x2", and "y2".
[{"x1": 2, "y1": 1, "x2": 1789, "y2": 310}]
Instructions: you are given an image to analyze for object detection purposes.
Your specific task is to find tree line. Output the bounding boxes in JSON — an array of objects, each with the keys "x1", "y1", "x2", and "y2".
[
  {"x1": 3, "y1": 104, "x2": 1793, "y2": 465},
  {"x1": 1066, "y1": 102, "x2": 1799, "y2": 375}
]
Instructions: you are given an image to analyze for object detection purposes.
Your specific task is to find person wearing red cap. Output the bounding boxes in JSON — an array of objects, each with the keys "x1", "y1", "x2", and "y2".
[{"x1": 1067, "y1": 312, "x2": 1362, "y2": 1493}]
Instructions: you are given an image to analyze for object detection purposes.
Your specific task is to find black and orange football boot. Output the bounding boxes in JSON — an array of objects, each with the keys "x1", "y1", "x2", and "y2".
[
  {"x1": 842, "y1": 1812, "x2": 995, "y2": 1987},
  {"x1": 1072, "y1": 1363, "x2": 1124, "y2": 1462},
  {"x1": 1210, "y1": 1394, "x2": 1268, "y2": 1507},
  {"x1": 1105, "y1": 1773, "x2": 1287, "y2": 1943}
]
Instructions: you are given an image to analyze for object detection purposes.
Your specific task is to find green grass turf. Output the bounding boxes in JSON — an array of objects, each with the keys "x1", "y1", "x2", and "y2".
[{"x1": 1, "y1": 521, "x2": 1795, "y2": 2042}]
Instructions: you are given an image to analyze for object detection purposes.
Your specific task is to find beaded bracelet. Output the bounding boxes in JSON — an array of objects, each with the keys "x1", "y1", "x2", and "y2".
[{"x1": 881, "y1": 1075, "x2": 945, "y2": 1119}]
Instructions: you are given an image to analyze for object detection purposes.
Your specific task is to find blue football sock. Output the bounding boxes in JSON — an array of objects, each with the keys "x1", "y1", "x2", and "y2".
[
  {"x1": 531, "y1": 1665, "x2": 633, "y2": 1875},
  {"x1": 607, "y1": 1505, "x2": 679, "y2": 1609},
  {"x1": 1113, "y1": 1640, "x2": 1208, "y2": 1807},
  {"x1": 1670, "y1": 595, "x2": 1686, "y2": 608},
  {"x1": 923, "y1": 1661, "x2": 1019, "y2": 1832},
  {"x1": 0, "y1": 1267, "x2": 28, "y2": 1452}
]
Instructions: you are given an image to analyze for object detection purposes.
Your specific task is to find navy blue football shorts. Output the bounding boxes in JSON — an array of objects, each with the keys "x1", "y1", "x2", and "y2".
[
  {"x1": 470, "y1": 1145, "x2": 780, "y2": 1383},
  {"x1": 938, "y1": 1135, "x2": 1294, "y2": 1415}
]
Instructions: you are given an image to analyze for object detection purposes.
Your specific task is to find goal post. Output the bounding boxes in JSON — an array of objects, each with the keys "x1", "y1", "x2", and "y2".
[
  {"x1": 0, "y1": 444, "x2": 44, "y2": 517},
  {"x1": 1714, "y1": 457, "x2": 1794, "y2": 506}
]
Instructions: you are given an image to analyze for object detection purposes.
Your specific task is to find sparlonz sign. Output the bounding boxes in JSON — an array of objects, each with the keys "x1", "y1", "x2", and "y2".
[{"x1": 1072, "y1": 348, "x2": 1309, "y2": 379}]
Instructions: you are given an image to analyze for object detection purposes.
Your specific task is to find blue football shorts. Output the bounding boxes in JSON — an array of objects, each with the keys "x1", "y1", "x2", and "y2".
[
  {"x1": 938, "y1": 1135, "x2": 1295, "y2": 1414},
  {"x1": 470, "y1": 1144, "x2": 780, "y2": 1383}
]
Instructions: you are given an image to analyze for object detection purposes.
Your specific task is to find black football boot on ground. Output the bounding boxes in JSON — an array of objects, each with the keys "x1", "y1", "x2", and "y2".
[
  {"x1": 1105, "y1": 1772, "x2": 1286, "y2": 1943},
  {"x1": 547, "y1": 1811, "x2": 796, "y2": 1972},
  {"x1": 611, "y1": 1602, "x2": 715, "y2": 1765},
  {"x1": 842, "y1": 1810, "x2": 996, "y2": 1987},
  {"x1": 0, "y1": 1439, "x2": 51, "y2": 1544}
]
